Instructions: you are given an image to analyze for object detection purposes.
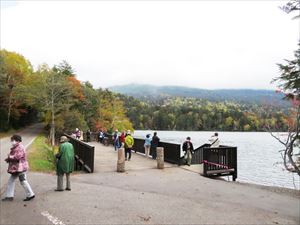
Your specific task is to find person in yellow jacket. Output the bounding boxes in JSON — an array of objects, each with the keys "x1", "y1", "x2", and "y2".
[{"x1": 125, "y1": 130, "x2": 134, "y2": 161}]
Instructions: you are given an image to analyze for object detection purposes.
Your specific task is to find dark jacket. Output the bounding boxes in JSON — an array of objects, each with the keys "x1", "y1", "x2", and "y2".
[
  {"x1": 151, "y1": 135, "x2": 160, "y2": 147},
  {"x1": 182, "y1": 141, "x2": 194, "y2": 153}
]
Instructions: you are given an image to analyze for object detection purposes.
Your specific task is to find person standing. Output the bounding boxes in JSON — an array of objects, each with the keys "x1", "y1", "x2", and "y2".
[
  {"x1": 75, "y1": 128, "x2": 81, "y2": 140},
  {"x1": 2, "y1": 135, "x2": 35, "y2": 201},
  {"x1": 56, "y1": 136, "x2": 75, "y2": 191},
  {"x1": 208, "y1": 132, "x2": 220, "y2": 147},
  {"x1": 151, "y1": 132, "x2": 160, "y2": 160},
  {"x1": 182, "y1": 137, "x2": 194, "y2": 166},
  {"x1": 86, "y1": 130, "x2": 91, "y2": 142},
  {"x1": 113, "y1": 129, "x2": 120, "y2": 151},
  {"x1": 124, "y1": 130, "x2": 134, "y2": 161},
  {"x1": 144, "y1": 134, "x2": 151, "y2": 158},
  {"x1": 119, "y1": 131, "x2": 126, "y2": 148},
  {"x1": 99, "y1": 130, "x2": 104, "y2": 143}
]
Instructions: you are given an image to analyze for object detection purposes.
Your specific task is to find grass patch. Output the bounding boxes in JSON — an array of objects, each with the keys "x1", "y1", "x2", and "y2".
[{"x1": 27, "y1": 134, "x2": 57, "y2": 172}]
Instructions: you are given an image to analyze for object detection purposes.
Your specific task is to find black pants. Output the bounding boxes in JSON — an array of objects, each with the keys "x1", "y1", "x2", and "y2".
[
  {"x1": 125, "y1": 148, "x2": 132, "y2": 160},
  {"x1": 151, "y1": 146, "x2": 157, "y2": 159}
]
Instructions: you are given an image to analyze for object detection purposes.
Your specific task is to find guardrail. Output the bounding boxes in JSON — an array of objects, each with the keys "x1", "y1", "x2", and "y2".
[
  {"x1": 132, "y1": 138, "x2": 181, "y2": 164},
  {"x1": 84, "y1": 133, "x2": 181, "y2": 164},
  {"x1": 80, "y1": 131, "x2": 237, "y2": 180},
  {"x1": 193, "y1": 144, "x2": 237, "y2": 181},
  {"x1": 64, "y1": 134, "x2": 95, "y2": 173}
]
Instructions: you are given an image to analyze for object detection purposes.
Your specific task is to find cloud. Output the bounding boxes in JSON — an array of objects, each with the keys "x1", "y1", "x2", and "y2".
[
  {"x1": 0, "y1": 0, "x2": 18, "y2": 9},
  {"x1": 1, "y1": 0, "x2": 298, "y2": 89}
]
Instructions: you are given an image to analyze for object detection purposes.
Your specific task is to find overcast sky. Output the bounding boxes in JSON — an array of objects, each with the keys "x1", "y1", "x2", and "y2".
[{"x1": 1, "y1": 0, "x2": 299, "y2": 90}]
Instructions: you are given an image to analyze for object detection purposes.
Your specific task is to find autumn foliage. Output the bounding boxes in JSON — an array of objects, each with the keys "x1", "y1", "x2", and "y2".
[{"x1": 0, "y1": 49, "x2": 133, "y2": 142}]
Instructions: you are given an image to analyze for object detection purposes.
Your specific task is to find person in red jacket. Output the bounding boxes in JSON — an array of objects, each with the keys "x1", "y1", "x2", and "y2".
[{"x1": 119, "y1": 131, "x2": 126, "y2": 148}]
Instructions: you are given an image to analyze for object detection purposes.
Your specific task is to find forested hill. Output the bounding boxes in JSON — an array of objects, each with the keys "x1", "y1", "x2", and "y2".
[{"x1": 109, "y1": 84, "x2": 287, "y2": 107}]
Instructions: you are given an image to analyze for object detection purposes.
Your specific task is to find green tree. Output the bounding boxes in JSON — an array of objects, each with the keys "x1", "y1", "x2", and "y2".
[
  {"x1": 225, "y1": 116, "x2": 234, "y2": 130},
  {"x1": 53, "y1": 60, "x2": 75, "y2": 77},
  {"x1": 273, "y1": 42, "x2": 300, "y2": 98},
  {"x1": 22, "y1": 64, "x2": 74, "y2": 145},
  {"x1": 98, "y1": 90, "x2": 133, "y2": 132},
  {"x1": 55, "y1": 110, "x2": 88, "y2": 136},
  {"x1": 79, "y1": 82, "x2": 101, "y2": 130},
  {"x1": 0, "y1": 49, "x2": 33, "y2": 129}
]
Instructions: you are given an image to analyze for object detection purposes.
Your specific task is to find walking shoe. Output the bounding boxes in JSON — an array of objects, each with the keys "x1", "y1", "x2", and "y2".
[
  {"x1": 23, "y1": 195, "x2": 35, "y2": 201},
  {"x1": 65, "y1": 188, "x2": 71, "y2": 191},
  {"x1": 2, "y1": 197, "x2": 13, "y2": 201},
  {"x1": 55, "y1": 189, "x2": 64, "y2": 192}
]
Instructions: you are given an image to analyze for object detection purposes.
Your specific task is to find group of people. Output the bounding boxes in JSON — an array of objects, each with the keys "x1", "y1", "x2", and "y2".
[
  {"x1": 112, "y1": 130, "x2": 134, "y2": 161},
  {"x1": 114, "y1": 130, "x2": 219, "y2": 166},
  {"x1": 2, "y1": 134, "x2": 75, "y2": 201},
  {"x1": 72, "y1": 128, "x2": 92, "y2": 142},
  {"x1": 111, "y1": 130, "x2": 161, "y2": 161},
  {"x1": 143, "y1": 132, "x2": 160, "y2": 159},
  {"x1": 71, "y1": 128, "x2": 82, "y2": 140},
  {"x1": 2, "y1": 131, "x2": 220, "y2": 201}
]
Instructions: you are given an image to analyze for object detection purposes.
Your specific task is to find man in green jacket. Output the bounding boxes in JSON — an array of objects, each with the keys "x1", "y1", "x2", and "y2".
[
  {"x1": 56, "y1": 136, "x2": 74, "y2": 191},
  {"x1": 125, "y1": 130, "x2": 134, "y2": 161}
]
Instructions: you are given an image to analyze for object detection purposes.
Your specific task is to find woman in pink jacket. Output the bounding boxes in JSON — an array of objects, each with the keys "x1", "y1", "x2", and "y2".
[{"x1": 2, "y1": 134, "x2": 35, "y2": 201}]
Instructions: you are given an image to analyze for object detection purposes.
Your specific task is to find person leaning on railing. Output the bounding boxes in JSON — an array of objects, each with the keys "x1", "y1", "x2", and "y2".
[
  {"x1": 208, "y1": 132, "x2": 220, "y2": 147},
  {"x1": 151, "y1": 132, "x2": 160, "y2": 160},
  {"x1": 144, "y1": 134, "x2": 151, "y2": 158}
]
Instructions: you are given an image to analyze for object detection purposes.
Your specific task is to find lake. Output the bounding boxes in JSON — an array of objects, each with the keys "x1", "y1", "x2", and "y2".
[{"x1": 133, "y1": 130, "x2": 300, "y2": 190}]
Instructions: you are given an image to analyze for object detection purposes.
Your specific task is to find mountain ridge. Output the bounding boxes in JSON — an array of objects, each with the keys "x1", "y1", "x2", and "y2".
[{"x1": 108, "y1": 83, "x2": 287, "y2": 106}]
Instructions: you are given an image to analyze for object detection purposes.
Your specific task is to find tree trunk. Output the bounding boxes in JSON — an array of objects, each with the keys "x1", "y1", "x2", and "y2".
[
  {"x1": 51, "y1": 109, "x2": 55, "y2": 146},
  {"x1": 7, "y1": 86, "x2": 13, "y2": 125},
  {"x1": 50, "y1": 81, "x2": 55, "y2": 146}
]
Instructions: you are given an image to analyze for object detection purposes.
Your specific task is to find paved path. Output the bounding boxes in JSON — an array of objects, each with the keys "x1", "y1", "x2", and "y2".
[{"x1": 1, "y1": 136, "x2": 299, "y2": 224}]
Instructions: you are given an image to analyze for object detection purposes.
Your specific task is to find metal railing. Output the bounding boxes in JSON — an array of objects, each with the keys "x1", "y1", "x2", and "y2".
[
  {"x1": 64, "y1": 134, "x2": 95, "y2": 173},
  {"x1": 78, "y1": 131, "x2": 237, "y2": 180},
  {"x1": 132, "y1": 138, "x2": 181, "y2": 164},
  {"x1": 88, "y1": 133, "x2": 181, "y2": 164},
  {"x1": 193, "y1": 144, "x2": 237, "y2": 181}
]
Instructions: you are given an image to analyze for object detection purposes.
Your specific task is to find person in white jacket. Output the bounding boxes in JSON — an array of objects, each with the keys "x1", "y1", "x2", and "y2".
[{"x1": 208, "y1": 132, "x2": 220, "y2": 147}]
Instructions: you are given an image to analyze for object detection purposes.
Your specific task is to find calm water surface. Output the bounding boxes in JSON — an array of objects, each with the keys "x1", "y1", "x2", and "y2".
[{"x1": 134, "y1": 130, "x2": 300, "y2": 190}]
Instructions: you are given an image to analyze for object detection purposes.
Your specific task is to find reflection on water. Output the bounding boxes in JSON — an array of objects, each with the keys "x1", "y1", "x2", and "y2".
[{"x1": 134, "y1": 130, "x2": 300, "y2": 190}]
